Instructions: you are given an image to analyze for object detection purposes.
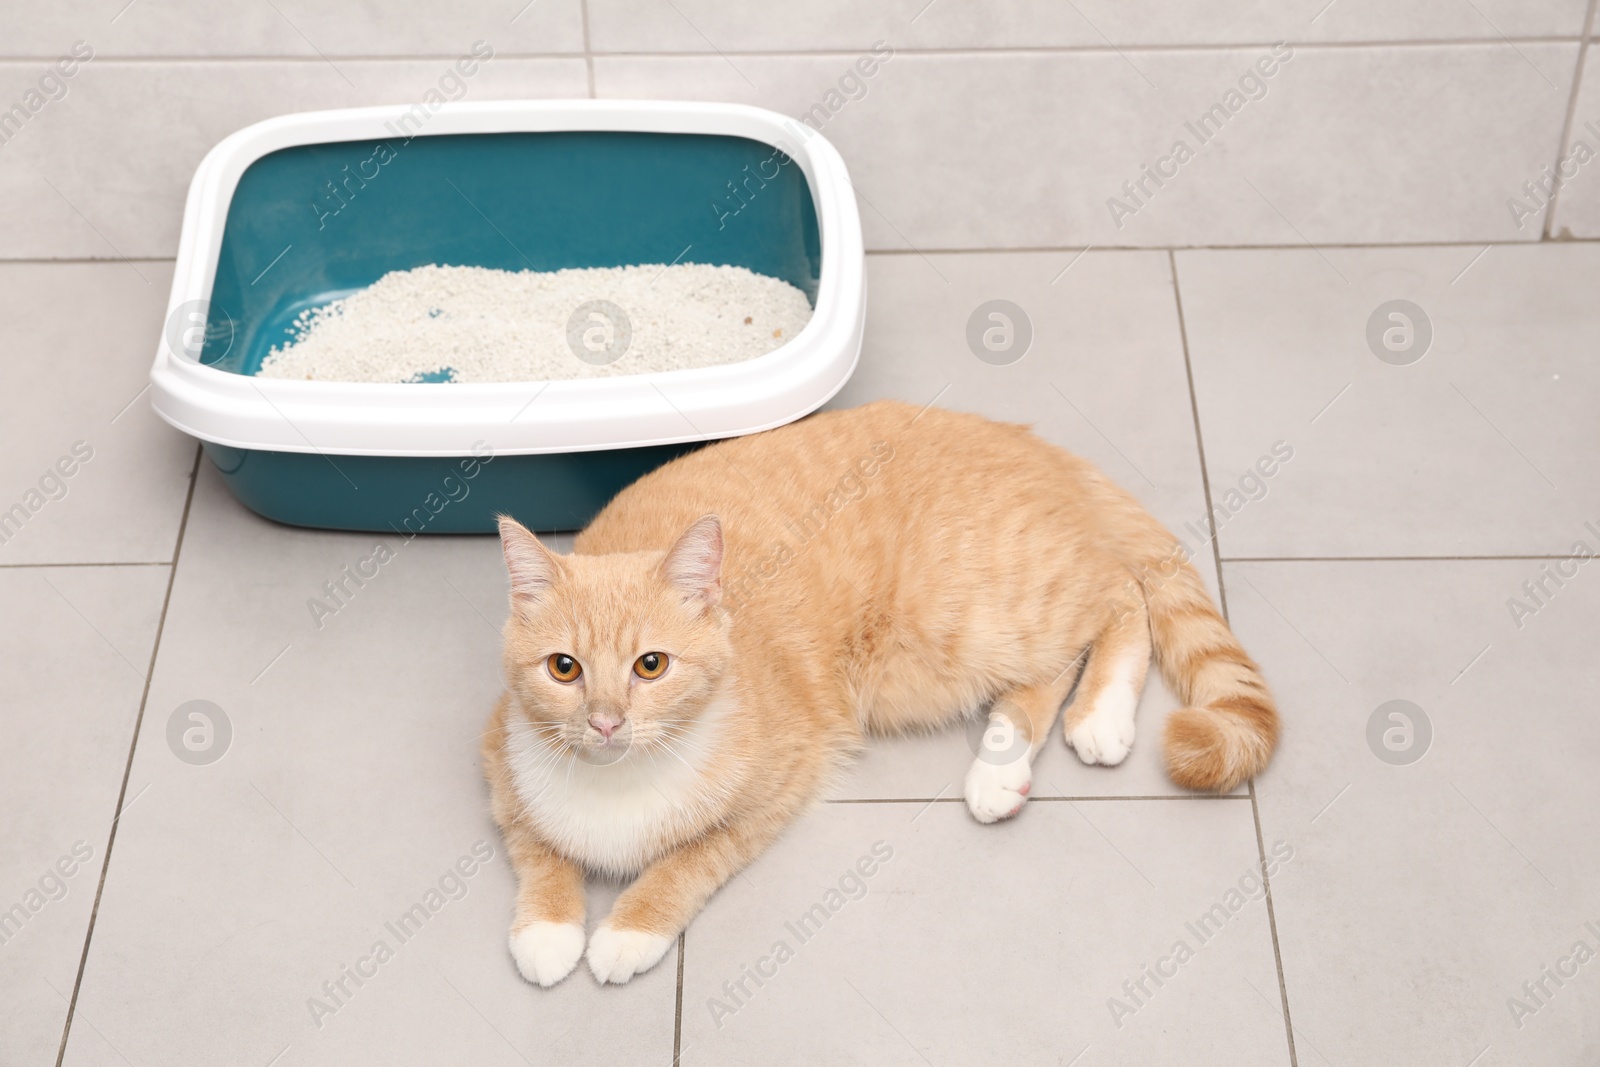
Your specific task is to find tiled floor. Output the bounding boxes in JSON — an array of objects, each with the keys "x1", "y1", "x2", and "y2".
[{"x1": 5, "y1": 5, "x2": 1600, "y2": 1067}]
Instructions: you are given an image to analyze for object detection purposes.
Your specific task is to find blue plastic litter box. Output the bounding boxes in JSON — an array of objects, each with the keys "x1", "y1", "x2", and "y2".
[{"x1": 149, "y1": 101, "x2": 866, "y2": 533}]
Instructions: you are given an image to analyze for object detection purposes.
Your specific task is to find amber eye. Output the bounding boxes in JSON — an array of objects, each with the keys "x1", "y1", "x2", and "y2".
[
  {"x1": 633, "y1": 652, "x2": 669, "y2": 680},
  {"x1": 547, "y1": 654, "x2": 582, "y2": 683}
]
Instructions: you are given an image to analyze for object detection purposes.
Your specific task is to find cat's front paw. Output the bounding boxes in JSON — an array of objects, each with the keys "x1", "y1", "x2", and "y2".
[
  {"x1": 963, "y1": 757, "x2": 1032, "y2": 823},
  {"x1": 586, "y1": 923, "x2": 675, "y2": 985},
  {"x1": 510, "y1": 921, "x2": 586, "y2": 987}
]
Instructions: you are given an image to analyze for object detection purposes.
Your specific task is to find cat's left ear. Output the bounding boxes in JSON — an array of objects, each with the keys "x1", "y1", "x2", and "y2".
[{"x1": 661, "y1": 515, "x2": 723, "y2": 608}]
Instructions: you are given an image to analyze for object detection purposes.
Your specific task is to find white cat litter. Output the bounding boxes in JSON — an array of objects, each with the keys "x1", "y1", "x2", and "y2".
[{"x1": 255, "y1": 262, "x2": 814, "y2": 385}]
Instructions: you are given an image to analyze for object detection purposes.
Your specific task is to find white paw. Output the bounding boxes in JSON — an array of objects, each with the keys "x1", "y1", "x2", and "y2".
[
  {"x1": 586, "y1": 924, "x2": 674, "y2": 985},
  {"x1": 963, "y1": 757, "x2": 1032, "y2": 824},
  {"x1": 510, "y1": 921, "x2": 586, "y2": 987},
  {"x1": 1067, "y1": 689, "x2": 1137, "y2": 766}
]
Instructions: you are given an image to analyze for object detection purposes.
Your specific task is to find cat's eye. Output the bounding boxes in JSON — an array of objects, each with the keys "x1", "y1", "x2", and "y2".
[
  {"x1": 633, "y1": 652, "x2": 669, "y2": 680},
  {"x1": 547, "y1": 654, "x2": 582, "y2": 683}
]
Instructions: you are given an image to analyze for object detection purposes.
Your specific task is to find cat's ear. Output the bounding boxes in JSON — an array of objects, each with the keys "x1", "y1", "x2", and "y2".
[
  {"x1": 498, "y1": 515, "x2": 559, "y2": 603},
  {"x1": 661, "y1": 515, "x2": 723, "y2": 608}
]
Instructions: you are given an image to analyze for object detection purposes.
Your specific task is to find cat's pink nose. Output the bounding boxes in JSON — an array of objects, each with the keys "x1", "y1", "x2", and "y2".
[{"x1": 588, "y1": 713, "x2": 623, "y2": 739}]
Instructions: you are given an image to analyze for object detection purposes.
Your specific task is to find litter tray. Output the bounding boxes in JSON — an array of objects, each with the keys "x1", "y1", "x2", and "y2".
[{"x1": 149, "y1": 100, "x2": 865, "y2": 533}]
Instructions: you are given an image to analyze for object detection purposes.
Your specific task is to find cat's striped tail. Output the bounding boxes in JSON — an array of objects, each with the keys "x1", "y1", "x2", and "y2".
[{"x1": 1139, "y1": 549, "x2": 1279, "y2": 792}]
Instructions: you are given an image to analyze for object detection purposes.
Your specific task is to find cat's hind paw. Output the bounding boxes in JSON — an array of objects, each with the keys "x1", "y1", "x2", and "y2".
[
  {"x1": 510, "y1": 921, "x2": 586, "y2": 987},
  {"x1": 963, "y1": 758, "x2": 1032, "y2": 824},
  {"x1": 1066, "y1": 693, "x2": 1136, "y2": 766},
  {"x1": 586, "y1": 924, "x2": 674, "y2": 985}
]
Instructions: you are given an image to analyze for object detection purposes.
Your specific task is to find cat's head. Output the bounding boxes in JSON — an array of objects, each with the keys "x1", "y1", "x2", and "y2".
[{"x1": 497, "y1": 514, "x2": 731, "y2": 766}]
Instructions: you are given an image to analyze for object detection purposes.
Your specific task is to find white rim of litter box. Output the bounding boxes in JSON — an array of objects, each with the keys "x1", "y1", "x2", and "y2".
[{"x1": 149, "y1": 100, "x2": 866, "y2": 457}]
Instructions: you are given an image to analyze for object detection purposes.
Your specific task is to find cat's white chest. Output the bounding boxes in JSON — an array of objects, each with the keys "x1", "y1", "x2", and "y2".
[{"x1": 505, "y1": 713, "x2": 725, "y2": 876}]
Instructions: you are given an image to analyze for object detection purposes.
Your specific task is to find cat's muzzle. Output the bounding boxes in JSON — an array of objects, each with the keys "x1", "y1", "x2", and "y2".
[{"x1": 576, "y1": 720, "x2": 632, "y2": 765}]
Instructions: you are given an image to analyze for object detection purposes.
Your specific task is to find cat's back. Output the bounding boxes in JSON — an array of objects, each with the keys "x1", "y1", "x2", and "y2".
[
  {"x1": 574, "y1": 400, "x2": 1060, "y2": 558},
  {"x1": 575, "y1": 402, "x2": 1128, "y2": 729}
]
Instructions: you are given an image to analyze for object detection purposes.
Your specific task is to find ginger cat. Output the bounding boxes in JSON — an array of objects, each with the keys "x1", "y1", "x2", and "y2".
[{"x1": 482, "y1": 400, "x2": 1278, "y2": 986}]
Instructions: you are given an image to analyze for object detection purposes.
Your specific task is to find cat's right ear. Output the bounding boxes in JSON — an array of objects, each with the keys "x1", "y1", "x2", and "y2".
[{"x1": 498, "y1": 515, "x2": 558, "y2": 603}]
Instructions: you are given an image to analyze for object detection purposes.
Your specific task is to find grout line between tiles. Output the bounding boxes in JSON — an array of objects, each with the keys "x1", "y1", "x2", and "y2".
[
  {"x1": 672, "y1": 931, "x2": 686, "y2": 1066},
  {"x1": 1167, "y1": 250, "x2": 1227, "y2": 613},
  {"x1": 825, "y1": 794, "x2": 1249, "y2": 803},
  {"x1": 1222, "y1": 554, "x2": 1585, "y2": 562},
  {"x1": 1543, "y1": 0, "x2": 1598, "y2": 238},
  {"x1": 867, "y1": 237, "x2": 1600, "y2": 256},
  {"x1": 588, "y1": 37, "x2": 1588, "y2": 56},
  {"x1": 1170, "y1": 248, "x2": 1298, "y2": 1067},
  {"x1": 7, "y1": 240, "x2": 1600, "y2": 268},
  {"x1": 580, "y1": 0, "x2": 597, "y2": 98},
  {"x1": 0, "y1": 561, "x2": 172, "y2": 569},
  {"x1": 0, "y1": 52, "x2": 585, "y2": 64},
  {"x1": 0, "y1": 257, "x2": 177, "y2": 264},
  {"x1": 1248, "y1": 779, "x2": 1300, "y2": 1067},
  {"x1": 0, "y1": 37, "x2": 1585, "y2": 64},
  {"x1": 53, "y1": 442, "x2": 203, "y2": 1067}
]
